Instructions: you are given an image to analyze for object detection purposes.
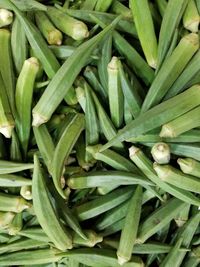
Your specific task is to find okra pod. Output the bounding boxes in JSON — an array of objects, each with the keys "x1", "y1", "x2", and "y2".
[
  {"x1": 0, "y1": 8, "x2": 13, "y2": 27},
  {"x1": 178, "y1": 157, "x2": 200, "y2": 178},
  {"x1": 183, "y1": 0, "x2": 199, "y2": 32},
  {"x1": 151, "y1": 142, "x2": 170, "y2": 164}
]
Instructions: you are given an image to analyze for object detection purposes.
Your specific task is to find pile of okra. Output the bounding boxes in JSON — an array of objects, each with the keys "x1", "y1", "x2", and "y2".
[{"x1": 0, "y1": 0, "x2": 200, "y2": 266}]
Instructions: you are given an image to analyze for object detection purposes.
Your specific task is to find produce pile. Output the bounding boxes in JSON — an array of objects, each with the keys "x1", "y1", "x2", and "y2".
[{"x1": 0, "y1": 0, "x2": 200, "y2": 266}]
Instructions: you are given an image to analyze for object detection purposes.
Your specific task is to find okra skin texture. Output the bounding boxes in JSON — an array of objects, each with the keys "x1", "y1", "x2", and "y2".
[
  {"x1": 47, "y1": 6, "x2": 89, "y2": 41},
  {"x1": 141, "y1": 33, "x2": 199, "y2": 112},
  {"x1": 15, "y1": 57, "x2": 39, "y2": 158},
  {"x1": 32, "y1": 21, "x2": 117, "y2": 126},
  {"x1": 52, "y1": 113, "x2": 85, "y2": 198},
  {"x1": 157, "y1": 0, "x2": 189, "y2": 68},
  {"x1": 32, "y1": 155, "x2": 73, "y2": 250},
  {"x1": 130, "y1": 0, "x2": 158, "y2": 68},
  {"x1": 35, "y1": 11, "x2": 63, "y2": 45}
]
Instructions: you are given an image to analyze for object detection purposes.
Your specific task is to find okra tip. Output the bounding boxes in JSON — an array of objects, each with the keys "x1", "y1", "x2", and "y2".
[
  {"x1": 48, "y1": 29, "x2": 63, "y2": 46},
  {"x1": 159, "y1": 124, "x2": 175, "y2": 138},
  {"x1": 151, "y1": 142, "x2": 170, "y2": 164},
  {"x1": 72, "y1": 21, "x2": 89, "y2": 40},
  {"x1": 183, "y1": 33, "x2": 199, "y2": 47},
  {"x1": 153, "y1": 163, "x2": 169, "y2": 181},
  {"x1": 32, "y1": 112, "x2": 47, "y2": 127},
  {"x1": 86, "y1": 144, "x2": 102, "y2": 155},
  {"x1": 117, "y1": 254, "x2": 129, "y2": 266},
  {"x1": 0, "y1": 124, "x2": 14, "y2": 139},
  {"x1": 108, "y1": 56, "x2": 120, "y2": 71},
  {"x1": 0, "y1": 8, "x2": 13, "y2": 27},
  {"x1": 177, "y1": 158, "x2": 193, "y2": 174}
]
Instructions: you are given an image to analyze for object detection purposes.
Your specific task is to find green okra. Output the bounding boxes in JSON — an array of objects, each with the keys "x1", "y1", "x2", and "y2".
[
  {"x1": 196, "y1": 0, "x2": 200, "y2": 13},
  {"x1": 32, "y1": 154, "x2": 73, "y2": 250},
  {"x1": 8, "y1": 213, "x2": 22, "y2": 236},
  {"x1": 0, "y1": 193, "x2": 30, "y2": 213},
  {"x1": 129, "y1": 146, "x2": 200, "y2": 206},
  {"x1": 110, "y1": 1, "x2": 132, "y2": 18},
  {"x1": 15, "y1": 57, "x2": 39, "y2": 158},
  {"x1": 183, "y1": 251, "x2": 200, "y2": 267},
  {"x1": 10, "y1": 130, "x2": 22, "y2": 161},
  {"x1": 67, "y1": 170, "x2": 152, "y2": 189},
  {"x1": 157, "y1": 0, "x2": 189, "y2": 68},
  {"x1": 32, "y1": 19, "x2": 118, "y2": 126},
  {"x1": 19, "y1": 227, "x2": 51, "y2": 243},
  {"x1": 137, "y1": 198, "x2": 187, "y2": 243},
  {"x1": 52, "y1": 113, "x2": 85, "y2": 198},
  {"x1": 183, "y1": 0, "x2": 199, "y2": 32},
  {"x1": 73, "y1": 230, "x2": 102, "y2": 247},
  {"x1": 130, "y1": 0, "x2": 158, "y2": 68},
  {"x1": 0, "y1": 211, "x2": 15, "y2": 229},
  {"x1": 35, "y1": 11, "x2": 63, "y2": 45},
  {"x1": 85, "y1": 84, "x2": 99, "y2": 146},
  {"x1": 0, "y1": 174, "x2": 31, "y2": 187},
  {"x1": 0, "y1": 72, "x2": 14, "y2": 138},
  {"x1": 160, "y1": 106, "x2": 200, "y2": 138},
  {"x1": 100, "y1": 85, "x2": 200, "y2": 151},
  {"x1": 11, "y1": 17, "x2": 28, "y2": 74},
  {"x1": 75, "y1": 186, "x2": 134, "y2": 221},
  {"x1": 1, "y1": 0, "x2": 47, "y2": 11},
  {"x1": 164, "y1": 50, "x2": 200, "y2": 99},
  {"x1": 151, "y1": 142, "x2": 170, "y2": 164},
  {"x1": 168, "y1": 143, "x2": 200, "y2": 161},
  {"x1": 61, "y1": 248, "x2": 143, "y2": 267},
  {"x1": 33, "y1": 124, "x2": 55, "y2": 172},
  {"x1": 75, "y1": 134, "x2": 93, "y2": 170},
  {"x1": 101, "y1": 218, "x2": 125, "y2": 237},
  {"x1": 141, "y1": 33, "x2": 199, "y2": 112},
  {"x1": 170, "y1": 212, "x2": 200, "y2": 266},
  {"x1": 95, "y1": 0, "x2": 113, "y2": 12},
  {"x1": 65, "y1": 8, "x2": 137, "y2": 37},
  {"x1": 0, "y1": 8, "x2": 13, "y2": 27},
  {"x1": 49, "y1": 45, "x2": 75, "y2": 59},
  {"x1": 117, "y1": 186, "x2": 143, "y2": 265},
  {"x1": 47, "y1": 6, "x2": 89, "y2": 41},
  {"x1": 0, "y1": 29, "x2": 15, "y2": 117},
  {"x1": 128, "y1": 129, "x2": 200, "y2": 144},
  {"x1": 81, "y1": 0, "x2": 97, "y2": 10},
  {"x1": 154, "y1": 163, "x2": 200, "y2": 193},
  {"x1": 107, "y1": 56, "x2": 124, "y2": 128},
  {"x1": 97, "y1": 30, "x2": 111, "y2": 93},
  {"x1": 118, "y1": 61, "x2": 142, "y2": 118},
  {"x1": 155, "y1": 0, "x2": 167, "y2": 17},
  {"x1": 3, "y1": 0, "x2": 60, "y2": 79},
  {"x1": 160, "y1": 237, "x2": 183, "y2": 267},
  {"x1": 64, "y1": 86, "x2": 78, "y2": 106},
  {"x1": 0, "y1": 160, "x2": 33, "y2": 174},
  {"x1": 124, "y1": 98, "x2": 133, "y2": 124},
  {"x1": 0, "y1": 248, "x2": 62, "y2": 265},
  {"x1": 178, "y1": 157, "x2": 200, "y2": 178},
  {"x1": 84, "y1": 66, "x2": 107, "y2": 101},
  {"x1": 175, "y1": 204, "x2": 190, "y2": 227},
  {"x1": 0, "y1": 237, "x2": 47, "y2": 255}
]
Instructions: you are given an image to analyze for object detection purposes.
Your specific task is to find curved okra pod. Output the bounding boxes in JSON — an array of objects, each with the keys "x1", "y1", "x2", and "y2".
[
  {"x1": 32, "y1": 154, "x2": 73, "y2": 250},
  {"x1": 52, "y1": 113, "x2": 85, "y2": 198}
]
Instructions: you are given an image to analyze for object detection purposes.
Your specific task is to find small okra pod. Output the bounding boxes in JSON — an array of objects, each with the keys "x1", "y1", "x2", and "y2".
[
  {"x1": 15, "y1": 57, "x2": 39, "y2": 158},
  {"x1": 160, "y1": 237, "x2": 183, "y2": 267},
  {"x1": 61, "y1": 248, "x2": 143, "y2": 267},
  {"x1": 107, "y1": 56, "x2": 124, "y2": 128},
  {"x1": 0, "y1": 29, "x2": 16, "y2": 117},
  {"x1": 95, "y1": 0, "x2": 113, "y2": 12},
  {"x1": 154, "y1": 163, "x2": 200, "y2": 193},
  {"x1": 47, "y1": 6, "x2": 89, "y2": 41},
  {"x1": 151, "y1": 142, "x2": 171, "y2": 164},
  {"x1": 130, "y1": 0, "x2": 158, "y2": 68},
  {"x1": 160, "y1": 106, "x2": 200, "y2": 138},
  {"x1": 0, "y1": 192, "x2": 31, "y2": 213},
  {"x1": 117, "y1": 185, "x2": 143, "y2": 265},
  {"x1": 0, "y1": 160, "x2": 33, "y2": 174},
  {"x1": 0, "y1": 8, "x2": 13, "y2": 27},
  {"x1": 20, "y1": 185, "x2": 32, "y2": 200},
  {"x1": 75, "y1": 186, "x2": 134, "y2": 221},
  {"x1": 0, "y1": 73, "x2": 14, "y2": 138},
  {"x1": 183, "y1": 0, "x2": 200, "y2": 32},
  {"x1": 32, "y1": 154, "x2": 73, "y2": 250},
  {"x1": 157, "y1": 0, "x2": 189, "y2": 68},
  {"x1": 35, "y1": 11, "x2": 63, "y2": 45},
  {"x1": 137, "y1": 198, "x2": 187, "y2": 243},
  {"x1": 0, "y1": 211, "x2": 15, "y2": 229},
  {"x1": 8, "y1": 212, "x2": 23, "y2": 235},
  {"x1": 11, "y1": 17, "x2": 28, "y2": 75},
  {"x1": 52, "y1": 113, "x2": 85, "y2": 198},
  {"x1": 178, "y1": 157, "x2": 200, "y2": 178},
  {"x1": 73, "y1": 230, "x2": 103, "y2": 247},
  {"x1": 0, "y1": 248, "x2": 62, "y2": 265},
  {"x1": 0, "y1": 174, "x2": 32, "y2": 187},
  {"x1": 141, "y1": 33, "x2": 199, "y2": 112}
]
